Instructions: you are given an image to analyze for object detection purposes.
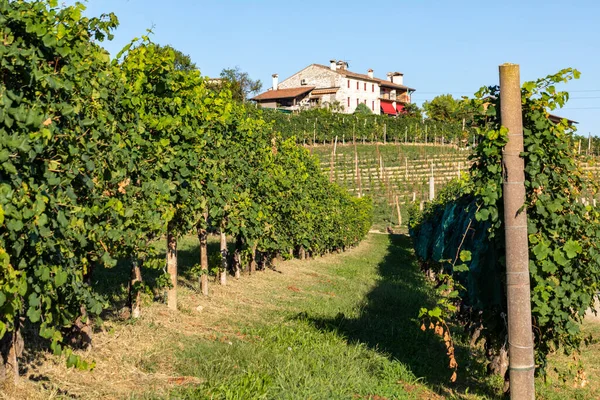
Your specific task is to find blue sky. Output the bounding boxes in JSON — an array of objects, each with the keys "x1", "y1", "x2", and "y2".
[{"x1": 81, "y1": 0, "x2": 600, "y2": 136}]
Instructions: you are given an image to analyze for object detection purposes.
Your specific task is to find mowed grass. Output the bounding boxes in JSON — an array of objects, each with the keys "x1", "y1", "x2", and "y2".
[
  {"x1": 141, "y1": 234, "x2": 447, "y2": 400},
  {"x1": 14, "y1": 233, "x2": 600, "y2": 399}
]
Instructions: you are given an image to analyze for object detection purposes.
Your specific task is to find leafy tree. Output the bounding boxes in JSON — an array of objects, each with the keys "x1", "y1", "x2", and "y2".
[
  {"x1": 423, "y1": 94, "x2": 459, "y2": 122},
  {"x1": 219, "y1": 66, "x2": 262, "y2": 102},
  {"x1": 354, "y1": 103, "x2": 372, "y2": 115},
  {"x1": 401, "y1": 102, "x2": 423, "y2": 119},
  {"x1": 154, "y1": 44, "x2": 197, "y2": 72}
]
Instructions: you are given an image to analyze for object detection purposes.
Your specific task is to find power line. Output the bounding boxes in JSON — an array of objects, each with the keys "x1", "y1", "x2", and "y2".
[
  {"x1": 412, "y1": 89, "x2": 600, "y2": 97},
  {"x1": 561, "y1": 107, "x2": 600, "y2": 110}
]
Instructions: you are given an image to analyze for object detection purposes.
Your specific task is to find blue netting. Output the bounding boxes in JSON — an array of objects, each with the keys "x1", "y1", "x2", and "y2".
[{"x1": 410, "y1": 196, "x2": 504, "y2": 310}]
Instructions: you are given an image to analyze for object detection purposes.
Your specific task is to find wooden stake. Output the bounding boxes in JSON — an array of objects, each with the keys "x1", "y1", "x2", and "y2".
[
  {"x1": 167, "y1": 222, "x2": 177, "y2": 309},
  {"x1": 395, "y1": 195, "x2": 402, "y2": 226},
  {"x1": 500, "y1": 63, "x2": 535, "y2": 399},
  {"x1": 199, "y1": 213, "x2": 209, "y2": 296}
]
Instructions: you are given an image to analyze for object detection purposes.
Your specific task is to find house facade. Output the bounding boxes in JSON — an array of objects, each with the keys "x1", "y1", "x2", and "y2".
[{"x1": 251, "y1": 60, "x2": 415, "y2": 116}]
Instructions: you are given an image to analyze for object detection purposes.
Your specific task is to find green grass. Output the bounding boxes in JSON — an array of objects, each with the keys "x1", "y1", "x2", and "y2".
[
  {"x1": 132, "y1": 234, "x2": 453, "y2": 399},
  {"x1": 84, "y1": 233, "x2": 600, "y2": 399}
]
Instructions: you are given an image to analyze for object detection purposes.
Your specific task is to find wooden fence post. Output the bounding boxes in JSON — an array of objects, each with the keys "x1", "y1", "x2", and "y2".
[{"x1": 500, "y1": 63, "x2": 535, "y2": 399}]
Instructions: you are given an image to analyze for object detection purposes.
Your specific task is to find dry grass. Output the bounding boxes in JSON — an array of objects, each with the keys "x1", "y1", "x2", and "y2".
[{"x1": 8, "y1": 237, "x2": 379, "y2": 400}]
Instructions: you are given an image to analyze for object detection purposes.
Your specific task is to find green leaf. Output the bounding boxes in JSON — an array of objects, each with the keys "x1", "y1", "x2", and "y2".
[
  {"x1": 459, "y1": 250, "x2": 471, "y2": 262},
  {"x1": 55, "y1": 270, "x2": 68, "y2": 287},
  {"x1": 564, "y1": 240, "x2": 582, "y2": 259},
  {"x1": 533, "y1": 241, "x2": 551, "y2": 261},
  {"x1": 428, "y1": 307, "x2": 442, "y2": 318}
]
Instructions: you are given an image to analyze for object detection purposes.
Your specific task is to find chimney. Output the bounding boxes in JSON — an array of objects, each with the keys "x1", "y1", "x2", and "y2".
[
  {"x1": 386, "y1": 72, "x2": 392, "y2": 82},
  {"x1": 391, "y1": 72, "x2": 404, "y2": 85},
  {"x1": 330, "y1": 59, "x2": 337, "y2": 71},
  {"x1": 337, "y1": 61, "x2": 348, "y2": 70},
  {"x1": 367, "y1": 69, "x2": 373, "y2": 79},
  {"x1": 272, "y1": 73, "x2": 278, "y2": 91}
]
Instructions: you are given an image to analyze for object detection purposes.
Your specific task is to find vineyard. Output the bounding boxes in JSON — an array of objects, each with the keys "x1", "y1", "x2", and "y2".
[
  {"x1": 2, "y1": 1, "x2": 600, "y2": 399},
  {"x1": 409, "y1": 68, "x2": 600, "y2": 392},
  {"x1": 0, "y1": 0, "x2": 371, "y2": 383},
  {"x1": 309, "y1": 142, "x2": 600, "y2": 231},
  {"x1": 310, "y1": 144, "x2": 470, "y2": 230},
  {"x1": 259, "y1": 107, "x2": 475, "y2": 146}
]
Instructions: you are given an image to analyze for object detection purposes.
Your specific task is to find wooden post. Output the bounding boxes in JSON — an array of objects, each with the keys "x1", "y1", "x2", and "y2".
[
  {"x1": 354, "y1": 144, "x2": 362, "y2": 197},
  {"x1": 219, "y1": 229, "x2": 228, "y2": 285},
  {"x1": 130, "y1": 258, "x2": 143, "y2": 318},
  {"x1": 395, "y1": 195, "x2": 402, "y2": 226},
  {"x1": 167, "y1": 222, "x2": 177, "y2": 309},
  {"x1": 384, "y1": 123, "x2": 387, "y2": 144},
  {"x1": 329, "y1": 136, "x2": 337, "y2": 183},
  {"x1": 499, "y1": 63, "x2": 535, "y2": 399},
  {"x1": 199, "y1": 213, "x2": 209, "y2": 296},
  {"x1": 429, "y1": 162, "x2": 435, "y2": 200}
]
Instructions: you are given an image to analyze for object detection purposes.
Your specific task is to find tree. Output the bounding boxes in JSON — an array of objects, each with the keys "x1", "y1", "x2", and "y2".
[
  {"x1": 154, "y1": 44, "x2": 197, "y2": 72},
  {"x1": 354, "y1": 103, "x2": 372, "y2": 115},
  {"x1": 402, "y1": 102, "x2": 423, "y2": 119},
  {"x1": 423, "y1": 94, "x2": 459, "y2": 122},
  {"x1": 219, "y1": 66, "x2": 262, "y2": 102}
]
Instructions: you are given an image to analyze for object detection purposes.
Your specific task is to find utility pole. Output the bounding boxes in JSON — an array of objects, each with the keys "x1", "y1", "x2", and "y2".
[{"x1": 499, "y1": 63, "x2": 535, "y2": 399}]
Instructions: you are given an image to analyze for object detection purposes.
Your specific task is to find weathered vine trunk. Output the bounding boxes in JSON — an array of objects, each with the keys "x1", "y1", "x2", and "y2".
[
  {"x1": 219, "y1": 229, "x2": 228, "y2": 285},
  {"x1": 248, "y1": 243, "x2": 257, "y2": 275},
  {"x1": 233, "y1": 235, "x2": 243, "y2": 279},
  {"x1": 198, "y1": 214, "x2": 209, "y2": 296},
  {"x1": 128, "y1": 257, "x2": 143, "y2": 318},
  {"x1": 299, "y1": 246, "x2": 306, "y2": 260},
  {"x1": 166, "y1": 222, "x2": 178, "y2": 310},
  {"x1": 0, "y1": 322, "x2": 23, "y2": 385}
]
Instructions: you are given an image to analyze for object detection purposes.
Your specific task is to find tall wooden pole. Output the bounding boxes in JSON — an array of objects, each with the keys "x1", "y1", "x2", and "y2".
[{"x1": 499, "y1": 63, "x2": 534, "y2": 399}]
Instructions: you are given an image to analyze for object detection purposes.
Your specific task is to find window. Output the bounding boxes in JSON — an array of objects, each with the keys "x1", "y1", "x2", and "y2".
[
  {"x1": 372, "y1": 101, "x2": 374, "y2": 111},
  {"x1": 372, "y1": 84, "x2": 374, "y2": 92},
  {"x1": 364, "y1": 83, "x2": 367, "y2": 91},
  {"x1": 364, "y1": 99, "x2": 367, "y2": 104},
  {"x1": 347, "y1": 80, "x2": 350, "y2": 88},
  {"x1": 356, "y1": 82, "x2": 359, "y2": 90},
  {"x1": 356, "y1": 98, "x2": 359, "y2": 106},
  {"x1": 347, "y1": 97, "x2": 350, "y2": 107}
]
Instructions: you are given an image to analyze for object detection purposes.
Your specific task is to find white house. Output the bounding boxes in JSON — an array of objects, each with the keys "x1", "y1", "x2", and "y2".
[{"x1": 251, "y1": 60, "x2": 415, "y2": 115}]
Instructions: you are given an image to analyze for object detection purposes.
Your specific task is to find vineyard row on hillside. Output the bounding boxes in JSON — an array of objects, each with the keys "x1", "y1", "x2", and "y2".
[{"x1": 0, "y1": 1, "x2": 372, "y2": 381}]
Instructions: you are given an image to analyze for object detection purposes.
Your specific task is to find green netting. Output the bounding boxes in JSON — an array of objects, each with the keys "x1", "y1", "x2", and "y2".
[{"x1": 410, "y1": 196, "x2": 504, "y2": 310}]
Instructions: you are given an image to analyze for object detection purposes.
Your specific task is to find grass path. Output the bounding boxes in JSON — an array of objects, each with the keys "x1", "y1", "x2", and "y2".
[{"x1": 9, "y1": 233, "x2": 600, "y2": 399}]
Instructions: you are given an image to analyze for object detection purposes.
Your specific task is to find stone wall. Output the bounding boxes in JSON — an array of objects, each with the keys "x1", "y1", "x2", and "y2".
[{"x1": 277, "y1": 64, "x2": 384, "y2": 115}]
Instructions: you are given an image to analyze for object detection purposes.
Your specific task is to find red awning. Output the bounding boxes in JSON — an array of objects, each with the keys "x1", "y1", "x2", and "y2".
[
  {"x1": 395, "y1": 103, "x2": 405, "y2": 114},
  {"x1": 380, "y1": 102, "x2": 396, "y2": 115}
]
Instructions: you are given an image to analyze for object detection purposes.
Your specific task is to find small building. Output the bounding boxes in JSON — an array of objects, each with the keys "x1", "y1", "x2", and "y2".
[{"x1": 251, "y1": 59, "x2": 416, "y2": 115}]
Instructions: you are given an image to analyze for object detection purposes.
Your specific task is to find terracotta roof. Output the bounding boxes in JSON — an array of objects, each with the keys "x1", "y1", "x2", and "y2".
[
  {"x1": 313, "y1": 64, "x2": 380, "y2": 83},
  {"x1": 378, "y1": 79, "x2": 415, "y2": 91},
  {"x1": 548, "y1": 113, "x2": 577, "y2": 125},
  {"x1": 313, "y1": 63, "x2": 415, "y2": 91},
  {"x1": 252, "y1": 86, "x2": 315, "y2": 101},
  {"x1": 311, "y1": 87, "x2": 340, "y2": 95}
]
